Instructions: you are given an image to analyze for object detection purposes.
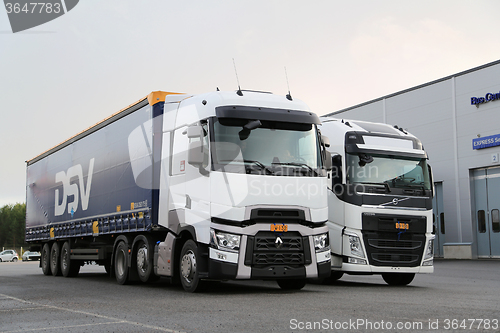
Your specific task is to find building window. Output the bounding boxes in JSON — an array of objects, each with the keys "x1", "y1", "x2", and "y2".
[
  {"x1": 478, "y1": 210, "x2": 486, "y2": 233},
  {"x1": 492, "y1": 209, "x2": 500, "y2": 233},
  {"x1": 440, "y1": 213, "x2": 445, "y2": 234}
]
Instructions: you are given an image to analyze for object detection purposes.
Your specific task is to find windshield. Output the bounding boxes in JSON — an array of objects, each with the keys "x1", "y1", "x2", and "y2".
[
  {"x1": 212, "y1": 118, "x2": 322, "y2": 176},
  {"x1": 346, "y1": 153, "x2": 431, "y2": 190}
]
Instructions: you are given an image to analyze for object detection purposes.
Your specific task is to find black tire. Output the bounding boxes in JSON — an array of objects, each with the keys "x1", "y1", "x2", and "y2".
[
  {"x1": 60, "y1": 242, "x2": 80, "y2": 277},
  {"x1": 41, "y1": 243, "x2": 51, "y2": 275},
  {"x1": 322, "y1": 271, "x2": 344, "y2": 284},
  {"x1": 277, "y1": 279, "x2": 307, "y2": 290},
  {"x1": 134, "y1": 236, "x2": 159, "y2": 283},
  {"x1": 12, "y1": 257, "x2": 18, "y2": 262},
  {"x1": 179, "y1": 240, "x2": 206, "y2": 292},
  {"x1": 50, "y1": 242, "x2": 62, "y2": 276},
  {"x1": 114, "y1": 241, "x2": 130, "y2": 285},
  {"x1": 382, "y1": 273, "x2": 415, "y2": 286}
]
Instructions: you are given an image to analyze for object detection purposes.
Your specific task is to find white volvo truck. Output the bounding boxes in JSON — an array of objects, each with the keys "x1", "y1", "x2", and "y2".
[
  {"x1": 319, "y1": 117, "x2": 434, "y2": 285},
  {"x1": 25, "y1": 90, "x2": 332, "y2": 292}
]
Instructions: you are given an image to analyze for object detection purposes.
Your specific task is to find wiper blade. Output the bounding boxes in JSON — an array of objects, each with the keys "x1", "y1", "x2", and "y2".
[
  {"x1": 271, "y1": 162, "x2": 319, "y2": 176},
  {"x1": 242, "y1": 159, "x2": 274, "y2": 174},
  {"x1": 354, "y1": 181, "x2": 391, "y2": 193},
  {"x1": 220, "y1": 159, "x2": 274, "y2": 174}
]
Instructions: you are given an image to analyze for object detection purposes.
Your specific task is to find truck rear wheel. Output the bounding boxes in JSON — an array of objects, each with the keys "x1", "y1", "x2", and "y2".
[
  {"x1": 60, "y1": 242, "x2": 80, "y2": 277},
  {"x1": 41, "y1": 243, "x2": 51, "y2": 275},
  {"x1": 179, "y1": 240, "x2": 206, "y2": 292},
  {"x1": 50, "y1": 242, "x2": 62, "y2": 276},
  {"x1": 277, "y1": 279, "x2": 307, "y2": 290},
  {"x1": 134, "y1": 236, "x2": 159, "y2": 283},
  {"x1": 114, "y1": 241, "x2": 130, "y2": 285},
  {"x1": 382, "y1": 273, "x2": 415, "y2": 286}
]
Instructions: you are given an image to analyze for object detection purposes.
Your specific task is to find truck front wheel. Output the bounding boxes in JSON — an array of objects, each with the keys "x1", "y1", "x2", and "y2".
[
  {"x1": 50, "y1": 242, "x2": 62, "y2": 276},
  {"x1": 179, "y1": 240, "x2": 205, "y2": 292},
  {"x1": 41, "y1": 243, "x2": 51, "y2": 275},
  {"x1": 382, "y1": 273, "x2": 415, "y2": 286}
]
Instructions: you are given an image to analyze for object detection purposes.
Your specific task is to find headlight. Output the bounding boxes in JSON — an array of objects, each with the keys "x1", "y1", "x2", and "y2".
[
  {"x1": 424, "y1": 239, "x2": 434, "y2": 261},
  {"x1": 210, "y1": 229, "x2": 241, "y2": 253},
  {"x1": 349, "y1": 235, "x2": 365, "y2": 258},
  {"x1": 313, "y1": 233, "x2": 329, "y2": 252}
]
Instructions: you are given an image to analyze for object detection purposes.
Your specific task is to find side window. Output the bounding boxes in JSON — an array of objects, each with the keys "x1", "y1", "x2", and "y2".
[
  {"x1": 478, "y1": 210, "x2": 486, "y2": 233},
  {"x1": 172, "y1": 127, "x2": 188, "y2": 175}
]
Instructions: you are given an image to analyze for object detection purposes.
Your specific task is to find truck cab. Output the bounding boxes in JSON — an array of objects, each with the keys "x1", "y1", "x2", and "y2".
[{"x1": 320, "y1": 117, "x2": 434, "y2": 285}]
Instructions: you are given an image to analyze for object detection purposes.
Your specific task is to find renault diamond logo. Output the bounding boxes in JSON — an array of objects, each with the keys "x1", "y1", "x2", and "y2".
[{"x1": 275, "y1": 236, "x2": 283, "y2": 249}]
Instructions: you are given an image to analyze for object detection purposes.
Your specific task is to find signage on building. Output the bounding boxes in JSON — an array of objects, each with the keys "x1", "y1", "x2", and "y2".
[
  {"x1": 471, "y1": 91, "x2": 500, "y2": 106},
  {"x1": 473, "y1": 134, "x2": 500, "y2": 150}
]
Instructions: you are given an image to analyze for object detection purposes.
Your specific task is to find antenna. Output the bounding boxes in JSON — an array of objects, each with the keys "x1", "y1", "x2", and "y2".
[
  {"x1": 284, "y1": 67, "x2": 292, "y2": 101},
  {"x1": 233, "y1": 58, "x2": 243, "y2": 96}
]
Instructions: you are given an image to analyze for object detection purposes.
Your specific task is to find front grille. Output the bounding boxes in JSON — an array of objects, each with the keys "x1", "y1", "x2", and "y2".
[
  {"x1": 245, "y1": 231, "x2": 310, "y2": 267},
  {"x1": 371, "y1": 253, "x2": 420, "y2": 265},
  {"x1": 368, "y1": 239, "x2": 422, "y2": 250},
  {"x1": 255, "y1": 235, "x2": 302, "y2": 251},
  {"x1": 362, "y1": 213, "x2": 427, "y2": 267},
  {"x1": 254, "y1": 253, "x2": 304, "y2": 265}
]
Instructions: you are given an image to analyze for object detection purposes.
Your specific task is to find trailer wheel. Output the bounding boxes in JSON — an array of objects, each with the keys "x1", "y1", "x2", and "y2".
[
  {"x1": 41, "y1": 243, "x2": 51, "y2": 275},
  {"x1": 382, "y1": 273, "x2": 415, "y2": 286},
  {"x1": 50, "y1": 242, "x2": 62, "y2": 276},
  {"x1": 179, "y1": 240, "x2": 206, "y2": 292},
  {"x1": 114, "y1": 241, "x2": 130, "y2": 285},
  {"x1": 277, "y1": 279, "x2": 307, "y2": 290},
  {"x1": 60, "y1": 242, "x2": 80, "y2": 277},
  {"x1": 134, "y1": 237, "x2": 159, "y2": 283}
]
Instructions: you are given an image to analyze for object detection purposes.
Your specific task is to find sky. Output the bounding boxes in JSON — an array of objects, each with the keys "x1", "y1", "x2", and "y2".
[{"x1": 1, "y1": 0, "x2": 500, "y2": 207}]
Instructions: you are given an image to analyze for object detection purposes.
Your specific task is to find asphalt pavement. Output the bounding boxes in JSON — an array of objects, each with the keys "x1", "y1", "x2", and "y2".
[{"x1": 0, "y1": 259, "x2": 499, "y2": 332}]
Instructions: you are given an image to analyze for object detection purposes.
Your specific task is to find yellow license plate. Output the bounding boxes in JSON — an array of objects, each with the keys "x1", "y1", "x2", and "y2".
[
  {"x1": 270, "y1": 224, "x2": 288, "y2": 232},
  {"x1": 395, "y1": 222, "x2": 409, "y2": 230}
]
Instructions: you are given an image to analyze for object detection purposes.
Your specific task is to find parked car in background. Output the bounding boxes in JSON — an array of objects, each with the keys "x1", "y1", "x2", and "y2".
[
  {"x1": 0, "y1": 250, "x2": 19, "y2": 262},
  {"x1": 22, "y1": 251, "x2": 41, "y2": 261}
]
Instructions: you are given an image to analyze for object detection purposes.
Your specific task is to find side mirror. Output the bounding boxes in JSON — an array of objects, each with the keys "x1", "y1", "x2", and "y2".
[
  {"x1": 321, "y1": 135, "x2": 330, "y2": 148},
  {"x1": 187, "y1": 124, "x2": 203, "y2": 138},
  {"x1": 428, "y1": 164, "x2": 434, "y2": 198},
  {"x1": 187, "y1": 124, "x2": 204, "y2": 167},
  {"x1": 323, "y1": 150, "x2": 332, "y2": 171},
  {"x1": 331, "y1": 154, "x2": 342, "y2": 186},
  {"x1": 188, "y1": 141, "x2": 204, "y2": 166}
]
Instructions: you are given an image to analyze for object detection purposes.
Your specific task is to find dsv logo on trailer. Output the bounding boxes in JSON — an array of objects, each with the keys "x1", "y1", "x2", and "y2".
[{"x1": 54, "y1": 158, "x2": 95, "y2": 216}]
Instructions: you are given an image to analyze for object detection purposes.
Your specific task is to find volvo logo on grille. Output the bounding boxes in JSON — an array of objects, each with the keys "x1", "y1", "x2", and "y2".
[
  {"x1": 380, "y1": 197, "x2": 410, "y2": 206},
  {"x1": 275, "y1": 237, "x2": 283, "y2": 249}
]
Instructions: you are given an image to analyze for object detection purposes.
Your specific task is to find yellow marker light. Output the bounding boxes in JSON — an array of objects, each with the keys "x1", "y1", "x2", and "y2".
[{"x1": 92, "y1": 221, "x2": 99, "y2": 235}]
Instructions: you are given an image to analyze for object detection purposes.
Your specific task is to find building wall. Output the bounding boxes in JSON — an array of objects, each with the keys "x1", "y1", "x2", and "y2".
[{"x1": 326, "y1": 60, "x2": 500, "y2": 257}]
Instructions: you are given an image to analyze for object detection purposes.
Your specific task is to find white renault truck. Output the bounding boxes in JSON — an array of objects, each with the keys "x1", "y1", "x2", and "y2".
[
  {"x1": 320, "y1": 117, "x2": 434, "y2": 285},
  {"x1": 25, "y1": 90, "x2": 332, "y2": 292}
]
